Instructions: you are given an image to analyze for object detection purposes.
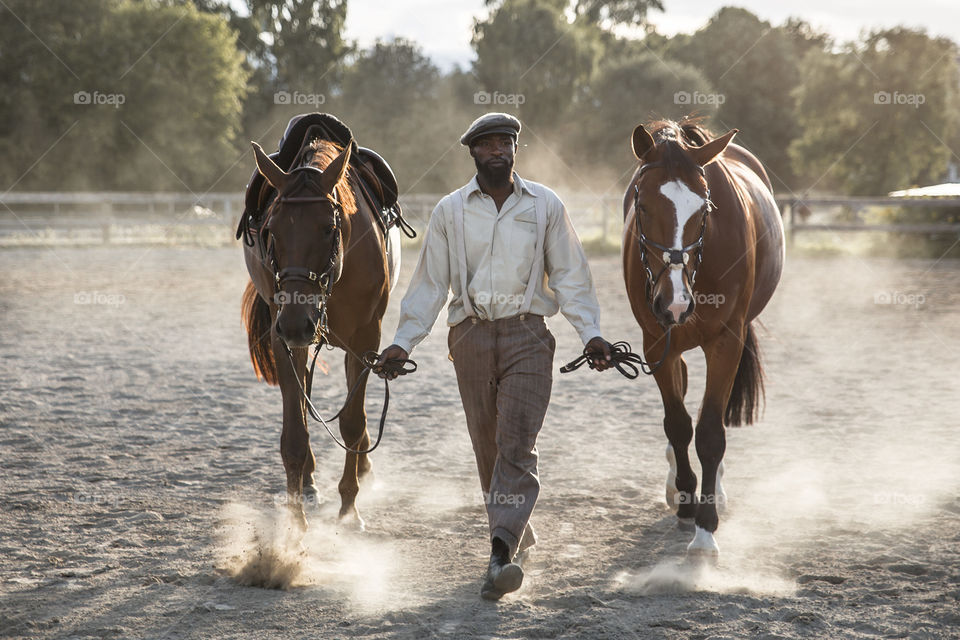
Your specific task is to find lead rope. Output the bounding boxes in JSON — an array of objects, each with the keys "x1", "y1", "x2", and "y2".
[
  {"x1": 283, "y1": 344, "x2": 416, "y2": 454},
  {"x1": 559, "y1": 332, "x2": 672, "y2": 379}
]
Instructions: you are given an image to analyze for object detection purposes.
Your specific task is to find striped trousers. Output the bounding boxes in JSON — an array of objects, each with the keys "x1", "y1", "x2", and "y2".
[{"x1": 448, "y1": 314, "x2": 555, "y2": 559}]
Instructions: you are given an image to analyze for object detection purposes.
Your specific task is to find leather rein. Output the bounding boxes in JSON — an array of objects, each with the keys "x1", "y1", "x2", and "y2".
[{"x1": 264, "y1": 167, "x2": 417, "y2": 454}]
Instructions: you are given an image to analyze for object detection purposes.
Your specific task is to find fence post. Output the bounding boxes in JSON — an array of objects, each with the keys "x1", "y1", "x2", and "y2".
[
  {"x1": 102, "y1": 201, "x2": 113, "y2": 244},
  {"x1": 787, "y1": 199, "x2": 795, "y2": 247}
]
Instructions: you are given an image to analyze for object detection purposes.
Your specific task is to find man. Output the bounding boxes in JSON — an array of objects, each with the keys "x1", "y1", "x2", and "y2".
[{"x1": 377, "y1": 112, "x2": 611, "y2": 600}]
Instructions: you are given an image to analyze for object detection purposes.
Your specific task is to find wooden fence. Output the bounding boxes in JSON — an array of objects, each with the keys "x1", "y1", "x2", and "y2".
[{"x1": 2, "y1": 191, "x2": 958, "y2": 247}]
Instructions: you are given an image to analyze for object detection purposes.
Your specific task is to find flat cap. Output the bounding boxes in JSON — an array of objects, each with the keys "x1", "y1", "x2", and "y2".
[{"x1": 460, "y1": 112, "x2": 521, "y2": 146}]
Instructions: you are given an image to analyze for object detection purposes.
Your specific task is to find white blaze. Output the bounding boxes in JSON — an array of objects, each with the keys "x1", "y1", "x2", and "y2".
[{"x1": 659, "y1": 180, "x2": 704, "y2": 321}]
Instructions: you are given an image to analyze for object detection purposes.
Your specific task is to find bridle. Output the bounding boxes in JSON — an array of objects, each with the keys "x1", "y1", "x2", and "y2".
[
  {"x1": 258, "y1": 165, "x2": 418, "y2": 455},
  {"x1": 632, "y1": 161, "x2": 715, "y2": 306},
  {"x1": 622, "y1": 159, "x2": 713, "y2": 375},
  {"x1": 261, "y1": 166, "x2": 343, "y2": 344}
]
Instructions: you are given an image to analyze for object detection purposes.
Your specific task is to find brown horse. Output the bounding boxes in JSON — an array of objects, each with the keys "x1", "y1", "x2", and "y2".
[
  {"x1": 241, "y1": 137, "x2": 399, "y2": 531},
  {"x1": 622, "y1": 119, "x2": 784, "y2": 557}
]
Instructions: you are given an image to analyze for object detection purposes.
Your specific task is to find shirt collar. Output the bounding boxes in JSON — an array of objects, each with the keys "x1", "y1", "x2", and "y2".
[{"x1": 465, "y1": 172, "x2": 537, "y2": 200}]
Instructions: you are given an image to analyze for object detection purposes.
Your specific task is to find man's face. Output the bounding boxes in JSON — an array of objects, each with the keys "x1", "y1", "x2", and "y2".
[{"x1": 470, "y1": 133, "x2": 517, "y2": 183}]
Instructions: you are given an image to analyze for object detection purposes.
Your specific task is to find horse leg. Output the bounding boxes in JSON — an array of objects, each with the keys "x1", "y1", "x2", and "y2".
[
  {"x1": 272, "y1": 332, "x2": 314, "y2": 531},
  {"x1": 336, "y1": 327, "x2": 379, "y2": 529},
  {"x1": 688, "y1": 329, "x2": 743, "y2": 557},
  {"x1": 651, "y1": 349, "x2": 697, "y2": 524},
  {"x1": 300, "y1": 357, "x2": 321, "y2": 507}
]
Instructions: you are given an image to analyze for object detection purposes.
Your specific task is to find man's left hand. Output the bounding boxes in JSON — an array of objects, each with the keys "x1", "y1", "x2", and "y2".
[{"x1": 585, "y1": 337, "x2": 613, "y2": 371}]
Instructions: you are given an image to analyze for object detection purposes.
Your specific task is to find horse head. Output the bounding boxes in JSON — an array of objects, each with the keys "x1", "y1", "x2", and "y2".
[
  {"x1": 252, "y1": 139, "x2": 352, "y2": 347},
  {"x1": 629, "y1": 123, "x2": 736, "y2": 326}
]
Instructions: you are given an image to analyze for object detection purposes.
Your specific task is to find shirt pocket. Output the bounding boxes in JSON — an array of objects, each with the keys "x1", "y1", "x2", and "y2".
[{"x1": 509, "y1": 207, "x2": 539, "y2": 281}]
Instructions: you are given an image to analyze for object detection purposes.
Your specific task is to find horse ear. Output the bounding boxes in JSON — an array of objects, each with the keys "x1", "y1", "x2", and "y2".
[
  {"x1": 631, "y1": 125, "x2": 656, "y2": 160},
  {"x1": 319, "y1": 140, "x2": 352, "y2": 194},
  {"x1": 252, "y1": 141, "x2": 288, "y2": 190},
  {"x1": 690, "y1": 129, "x2": 738, "y2": 167}
]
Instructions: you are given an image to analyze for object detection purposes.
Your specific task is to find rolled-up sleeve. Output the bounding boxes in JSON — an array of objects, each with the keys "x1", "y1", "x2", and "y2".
[
  {"x1": 391, "y1": 201, "x2": 452, "y2": 354},
  {"x1": 542, "y1": 195, "x2": 602, "y2": 345}
]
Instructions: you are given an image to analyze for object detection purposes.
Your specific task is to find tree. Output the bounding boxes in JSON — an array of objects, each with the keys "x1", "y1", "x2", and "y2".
[
  {"x1": 666, "y1": 8, "x2": 829, "y2": 190},
  {"x1": 247, "y1": 0, "x2": 349, "y2": 94},
  {"x1": 790, "y1": 28, "x2": 960, "y2": 194},
  {"x1": 570, "y1": 52, "x2": 715, "y2": 167},
  {"x1": 335, "y1": 38, "x2": 469, "y2": 194},
  {"x1": 0, "y1": 0, "x2": 248, "y2": 191},
  {"x1": 472, "y1": 0, "x2": 597, "y2": 131},
  {"x1": 483, "y1": 0, "x2": 663, "y2": 28},
  {"x1": 571, "y1": 0, "x2": 663, "y2": 27}
]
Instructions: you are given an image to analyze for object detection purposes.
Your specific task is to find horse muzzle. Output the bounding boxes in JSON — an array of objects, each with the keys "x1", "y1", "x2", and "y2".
[
  {"x1": 654, "y1": 291, "x2": 694, "y2": 327},
  {"x1": 275, "y1": 303, "x2": 321, "y2": 347}
]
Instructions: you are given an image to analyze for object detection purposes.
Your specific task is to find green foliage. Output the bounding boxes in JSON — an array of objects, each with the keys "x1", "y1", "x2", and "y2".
[
  {"x1": 571, "y1": 52, "x2": 714, "y2": 167},
  {"x1": 790, "y1": 27, "x2": 960, "y2": 195},
  {"x1": 334, "y1": 38, "x2": 470, "y2": 194},
  {"x1": 666, "y1": 7, "x2": 829, "y2": 190},
  {"x1": 3, "y1": 1, "x2": 960, "y2": 202},
  {"x1": 0, "y1": 0, "x2": 248, "y2": 191},
  {"x1": 472, "y1": 0, "x2": 598, "y2": 131},
  {"x1": 247, "y1": 0, "x2": 349, "y2": 94}
]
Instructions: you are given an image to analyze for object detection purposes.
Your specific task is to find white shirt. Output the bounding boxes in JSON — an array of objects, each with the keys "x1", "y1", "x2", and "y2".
[{"x1": 392, "y1": 173, "x2": 603, "y2": 354}]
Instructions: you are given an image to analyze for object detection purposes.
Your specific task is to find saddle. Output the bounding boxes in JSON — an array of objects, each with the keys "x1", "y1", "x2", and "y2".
[{"x1": 237, "y1": 113, "x2": 415, "y2": 244}]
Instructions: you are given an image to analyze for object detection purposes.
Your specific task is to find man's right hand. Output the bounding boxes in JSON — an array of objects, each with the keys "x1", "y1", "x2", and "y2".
[{"x1": 375, "y1": 344, "x2": 409, "y2": 380}]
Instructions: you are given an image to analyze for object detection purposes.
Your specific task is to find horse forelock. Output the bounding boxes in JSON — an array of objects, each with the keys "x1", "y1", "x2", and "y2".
[
  {"x1": 640, "y1": 117, "x2": 717, "y2": 187},
  {"x1": 300, "y1": 138, "x2": 358, "y2": 216}
]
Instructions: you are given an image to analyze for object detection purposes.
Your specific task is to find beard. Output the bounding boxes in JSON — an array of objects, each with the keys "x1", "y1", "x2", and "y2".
[{"x1": 475, "y1": 156, "x2": 513, "y2": 186}]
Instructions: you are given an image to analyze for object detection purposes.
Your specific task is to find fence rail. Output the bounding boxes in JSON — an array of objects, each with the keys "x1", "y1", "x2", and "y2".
[
  {"x1": 1, "y1": 191, "x2": 958, "y2": 247},
  {"x1": 776, "y1": 195, "x2": 960, "y2": 242}
]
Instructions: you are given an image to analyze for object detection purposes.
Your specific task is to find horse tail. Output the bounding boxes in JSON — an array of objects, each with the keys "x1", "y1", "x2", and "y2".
[
  {"x1": 242, "y1": 280, "x2": 279, "y2": 386},
  {"x1": 725, "y1": 322, "x2": 765, "y2": 426}
]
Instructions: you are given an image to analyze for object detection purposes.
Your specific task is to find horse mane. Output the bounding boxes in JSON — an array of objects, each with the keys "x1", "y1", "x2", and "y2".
[
  {"x1": 301, "y1": 138, "x2": 358, "y2": 216},
  {"x1": 643, "y1": 116, "x2": 716, "y2": 176}
]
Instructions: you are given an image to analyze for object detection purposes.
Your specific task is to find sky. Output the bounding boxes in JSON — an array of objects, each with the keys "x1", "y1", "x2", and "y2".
[{"x1": 340, "y1": 0, "x2": 960, "y2": 70}]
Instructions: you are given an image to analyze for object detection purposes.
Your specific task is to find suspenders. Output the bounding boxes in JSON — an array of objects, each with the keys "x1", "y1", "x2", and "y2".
[{"x1": 451, "y1": 183, "x2": 547, "y2": 319}]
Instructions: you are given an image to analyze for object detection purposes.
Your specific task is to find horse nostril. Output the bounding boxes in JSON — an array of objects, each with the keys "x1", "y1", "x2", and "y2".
[{"x1": 653, "y1": 295, "x2": 670, "y2": 321}]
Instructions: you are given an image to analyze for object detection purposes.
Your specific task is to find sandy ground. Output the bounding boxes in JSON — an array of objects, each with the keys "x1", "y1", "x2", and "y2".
[{"x1": 1, "y1": 244, "x2": 960, "y2": 639}]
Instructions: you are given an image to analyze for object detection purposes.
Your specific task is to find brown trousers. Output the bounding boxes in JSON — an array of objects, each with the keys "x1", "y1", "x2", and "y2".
[{"x1": 448, "y1": 314, "x2": 555, "y2": 559}]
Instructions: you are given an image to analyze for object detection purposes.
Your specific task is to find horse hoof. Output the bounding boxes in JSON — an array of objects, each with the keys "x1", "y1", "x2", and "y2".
[
  {"x1": 686, "y1": 526, "x2": 719, "y2": 559},
  {"x1": 337, "y1": 510, "x2": 366, "y2": 533}
]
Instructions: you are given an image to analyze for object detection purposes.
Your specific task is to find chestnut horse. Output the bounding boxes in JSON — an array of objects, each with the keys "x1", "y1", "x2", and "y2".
[
  {"x1": 241, "y1": 137, "x2": 398, "y2": 531},
  {"x1": 622, "y1": 119, "x2": 784, "y2": 557}
]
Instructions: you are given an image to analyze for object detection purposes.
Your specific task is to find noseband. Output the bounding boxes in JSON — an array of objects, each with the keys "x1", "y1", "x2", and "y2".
[
  {"x1": 261, "y1": 166, "x2": 344, "y2": 344},
  {"x1": 632, "y1": 161, "x2": 714, "y2": 306}
]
